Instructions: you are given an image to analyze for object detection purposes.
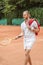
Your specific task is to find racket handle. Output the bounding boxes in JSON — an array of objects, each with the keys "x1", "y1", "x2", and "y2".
[
  {"x1": 11, "y1": 35, "x2": 21, "y2": 40},
  {"x1": 12, "y1": 38, "x2": 15, "y2": 40},
  {"x1": 11, "y1": 37, "x2": 17, "y2": 40}
]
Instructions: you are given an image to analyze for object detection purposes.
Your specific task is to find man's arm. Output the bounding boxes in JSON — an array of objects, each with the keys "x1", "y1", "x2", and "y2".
[
  {"x1": 26, "y1": 21, "x2": 39, "y2": 33},
  {"x1": 29, "y1": 27, "x2": 39, "y2": 33},
  {"x1": 14, "y1": 32, "x2": 23, "y2": 40},
  {"x1": 14, "y1": 23, "x2": 24, "y2": 40}
]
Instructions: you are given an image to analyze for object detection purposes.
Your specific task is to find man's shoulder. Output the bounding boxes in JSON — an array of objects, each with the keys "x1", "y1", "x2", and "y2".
[{"x1": 21, "y1": 21, "x2": 25, "y2": 26}]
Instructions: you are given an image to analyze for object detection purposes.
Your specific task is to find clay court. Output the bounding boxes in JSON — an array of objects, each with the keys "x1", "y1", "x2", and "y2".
[{"x1": 0, "y1": 26, "x2": 43, "y2": 65}]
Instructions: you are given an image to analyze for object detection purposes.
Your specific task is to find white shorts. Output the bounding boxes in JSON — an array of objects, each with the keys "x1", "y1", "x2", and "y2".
[{"x1": 24, "y1": 39, "x2": 36, "y2": 50}]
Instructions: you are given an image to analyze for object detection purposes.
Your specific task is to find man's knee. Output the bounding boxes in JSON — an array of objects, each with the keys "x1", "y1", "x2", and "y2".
[{"x1": 25, "y1": 49, "x2": 31, "y2": 56}]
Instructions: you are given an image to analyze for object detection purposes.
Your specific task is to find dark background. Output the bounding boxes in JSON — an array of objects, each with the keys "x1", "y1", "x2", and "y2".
[{"x1": 0, "y1": 0, "x2": 43, "y2": 25}]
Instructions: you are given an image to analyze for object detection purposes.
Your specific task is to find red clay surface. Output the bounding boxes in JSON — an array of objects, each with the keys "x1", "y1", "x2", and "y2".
[{"x1": 0, "y1": 26, "x2": 43, "y2": 65}]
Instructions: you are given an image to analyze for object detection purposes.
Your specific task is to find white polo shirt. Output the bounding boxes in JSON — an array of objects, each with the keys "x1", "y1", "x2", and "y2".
[{"x1": 21, "y1": 20, "x2": 38, "y2": 41}]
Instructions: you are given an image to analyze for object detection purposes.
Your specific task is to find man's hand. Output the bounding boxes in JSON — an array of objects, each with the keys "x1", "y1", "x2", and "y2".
[
  {"x1": 14, "y1": 36, "x2": 18, "y2": 40},
  {"x1": 12, "y1": 32, "x2": 23, "y2": 40}
]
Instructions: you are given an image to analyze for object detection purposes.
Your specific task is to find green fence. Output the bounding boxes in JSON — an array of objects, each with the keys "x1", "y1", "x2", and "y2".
[
  {"x1": 0, "y1": 18, "x2": 41, "y2": 25},
  {"x1": 0, "y1": 18, "x2": 24, "y2": 25},
  {"x1": 12, "y1": 18, "x2": 24, "y2": 25},
  {"x1": 0, "y1": 19, "x2": 7, "y2": 25}
]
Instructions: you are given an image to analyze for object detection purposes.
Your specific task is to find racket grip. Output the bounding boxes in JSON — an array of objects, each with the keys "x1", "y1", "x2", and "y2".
[{"x1": 12, "y1": 37, "x2": 16, "y2": 40}]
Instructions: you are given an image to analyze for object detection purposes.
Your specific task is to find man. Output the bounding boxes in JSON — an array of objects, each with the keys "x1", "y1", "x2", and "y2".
[{"x1": 15, "y1": 10, "x2": 39, "y2": 65}]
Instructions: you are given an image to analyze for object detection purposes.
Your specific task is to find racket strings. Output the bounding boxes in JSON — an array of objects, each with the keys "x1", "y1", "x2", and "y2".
[{"x1": 0, "y1": 38, "x2": 12, "y2": 46}]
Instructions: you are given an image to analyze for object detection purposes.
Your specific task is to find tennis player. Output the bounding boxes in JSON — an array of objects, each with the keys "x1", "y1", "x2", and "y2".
[{"x1": 14, "y1": 10, "x2": 39, "y2": 65}]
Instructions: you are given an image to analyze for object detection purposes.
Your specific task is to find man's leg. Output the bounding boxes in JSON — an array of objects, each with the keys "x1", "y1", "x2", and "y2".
[
  {"x1": 24, "y1": 49, "x2": 32, "y2": 65},
  {"x1": 24, "y1": 49, "x2": 29, "y2": 65},
  {"x1": 27, "y1": 51, "x2": 32, "y2": 65}
]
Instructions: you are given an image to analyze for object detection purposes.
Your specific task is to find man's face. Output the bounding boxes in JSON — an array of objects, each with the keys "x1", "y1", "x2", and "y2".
[{"x1": 23, "y1": 13, "x2": 29, "y2": 20}]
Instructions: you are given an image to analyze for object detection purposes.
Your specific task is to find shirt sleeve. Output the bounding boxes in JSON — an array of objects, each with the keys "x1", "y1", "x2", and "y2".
[{"x1": 31, "y1": 21, "x2": 38, "y2": 28}]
